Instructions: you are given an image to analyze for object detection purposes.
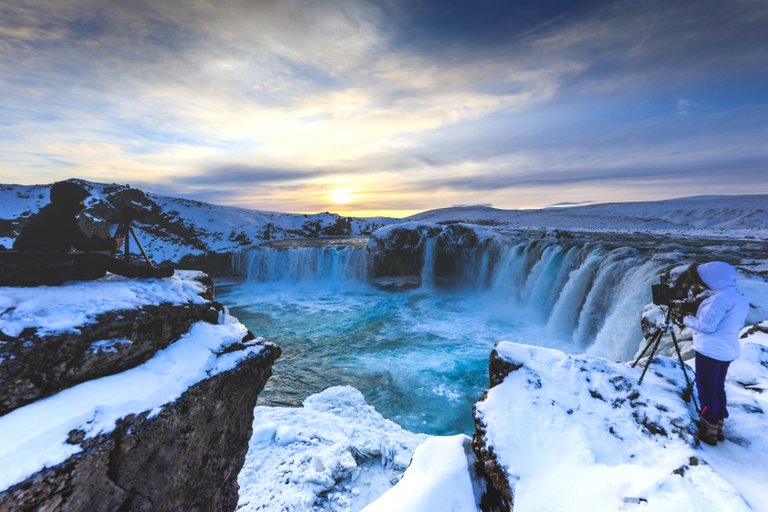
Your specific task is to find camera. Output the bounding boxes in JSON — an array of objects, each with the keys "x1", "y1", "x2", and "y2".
[
  {"x1": 651, "y1": 282, "x2": 688, "y2": 307},
  {"x1": 115, "y1": 205, "x2": 144, "y2": 224},
  {"x1": 651, "y1": 264, "x2": 705, "y2": 318}
]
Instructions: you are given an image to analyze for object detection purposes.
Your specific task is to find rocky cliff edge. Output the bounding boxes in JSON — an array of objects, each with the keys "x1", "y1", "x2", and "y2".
[{"x1": 0, "y1": 271, "x2": 280, "y2": 511}]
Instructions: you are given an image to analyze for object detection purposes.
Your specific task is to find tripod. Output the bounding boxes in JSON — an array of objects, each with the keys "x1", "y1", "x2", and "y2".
[
  {"x1": 112, "y1": 216, "x2": 156, "y2": 268},
  {"x1": 631, "y1": 305, "x2": 700, "y2": 413}
]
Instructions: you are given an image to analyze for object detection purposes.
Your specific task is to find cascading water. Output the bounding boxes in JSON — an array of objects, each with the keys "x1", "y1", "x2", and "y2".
[
  {"x1": 217, "y1": 232, "x2": 676, "y2": 434},
  {"x1": 420, "y1": 237, "x2": 436, "y2": 288},
  {"x1": 235, "y1": 240, "x2": 370, "y2": 286}
]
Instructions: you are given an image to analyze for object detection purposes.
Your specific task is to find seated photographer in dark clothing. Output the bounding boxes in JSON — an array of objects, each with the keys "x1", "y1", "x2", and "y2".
[{"x1": 5, "y1": 181, "x2": 173, "y2": 286}]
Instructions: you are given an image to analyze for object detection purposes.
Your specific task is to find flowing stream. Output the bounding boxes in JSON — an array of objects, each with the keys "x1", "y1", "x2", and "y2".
[{"x1": 216, "y1": 233, "x2": 760, "y2": 434}]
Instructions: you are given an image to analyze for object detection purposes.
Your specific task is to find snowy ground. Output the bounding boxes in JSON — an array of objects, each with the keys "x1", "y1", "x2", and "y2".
[
  {"x1": 237, "y1": 386, "x2": 427, "y2": 512},
  {"x1": 697, "y1": 323, "x2": 768, "y2": 511},
  {"x1": 0, "y1": 270, "x2": 273, "y2": 494},
  {"x1": 362, "y1": 435, "x2": 481, "y2": 512},
  {"x1": 470, "y1": 332, "x2": 768, "y2": 512},
  {"x1": 409, "y1": 195, "x2": 768, "y2": 239},
  {"x1": 0, "y1": 270, "x2": 208, "y2": 337}
]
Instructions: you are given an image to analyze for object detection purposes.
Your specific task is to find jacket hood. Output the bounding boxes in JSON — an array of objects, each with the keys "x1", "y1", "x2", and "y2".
[
  {"x1": 696, "y1": 261, "x2": 737, "y2": 291},
  {"x1": 50, "y1": 181, "x2": 90, "y2": 206}
]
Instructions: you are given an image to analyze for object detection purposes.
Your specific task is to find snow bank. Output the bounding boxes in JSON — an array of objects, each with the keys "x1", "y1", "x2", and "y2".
[
  {"x1": 237, "y1": 386, "x2": 427, "y2": 512},
  {"x1": 0, "y1": 312, "x2": 256, "y2": 492},
  {"x1": 362, "y1": 434, "x2": 480, "y2": 512},
  {"x1": 0, "y1": 270, "x2": 208, "y2": 337},
  {"x1": 408, "y1": 195, "x2": 768, "y2": 238},
  {"x1": 476, "y1": 342, "x2": 752, "y2": 512}
]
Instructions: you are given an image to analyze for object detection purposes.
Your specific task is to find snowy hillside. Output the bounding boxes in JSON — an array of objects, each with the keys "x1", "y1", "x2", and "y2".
[
  {"x1": 0, "y1": 180, "x2": 395, "y2": 263},
  {"x1": 409, "y1": 195, "x2": 768, "y2": 238}
]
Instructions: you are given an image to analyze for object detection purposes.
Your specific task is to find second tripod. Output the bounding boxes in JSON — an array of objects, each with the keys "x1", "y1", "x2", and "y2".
[
  {"x1": 112, "y1": 213, "x2": 155, "y2": 268},
  {"x1": 631, "y1": 306, "x2": 699, "y2": 412}
]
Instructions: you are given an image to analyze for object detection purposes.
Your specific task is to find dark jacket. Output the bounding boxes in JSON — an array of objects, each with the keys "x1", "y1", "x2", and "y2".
[{"x1": 13, "y1": 203, "x2": 116, "y2": 254}]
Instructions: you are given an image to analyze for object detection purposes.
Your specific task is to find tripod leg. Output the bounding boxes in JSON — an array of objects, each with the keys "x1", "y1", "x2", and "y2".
[
  {"x1": 632, "y1": 328, "x2": 661, "y2": 368},
  {"x1": 111, "y1": 222, "x2": 125, "y2": 258},
  {"x1": 129, "y1": 226, "x2": 156, "y2": 268},
  {"x1": 124, "y1": 223, "x2": 131, "y2": 263},
  {"x1": 670, "y1": 330, "x2": 700, "y2": 412},
  {"x1": 637, "y1": 332, "x2": 662, "y2": 385}
]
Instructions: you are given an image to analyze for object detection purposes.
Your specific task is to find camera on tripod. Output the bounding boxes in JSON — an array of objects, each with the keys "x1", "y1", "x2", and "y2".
[
  {"x1": 632, "y1": 263, "x2": 708, "y2": 408},
  {"x1": 650, "y1": 265, "x2": 705, "y2": 321},
  {"x1": 108, "y1": 204, "x2": 155, "y2": 268}
]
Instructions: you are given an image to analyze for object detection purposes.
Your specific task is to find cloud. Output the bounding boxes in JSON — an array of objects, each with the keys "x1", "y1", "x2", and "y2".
[
  {"x1": 178, "y1": 165, "x2": 315, "y2": 186},
  {"x1": 1, "y1": 0, "x2": 767, "y2": 214}
]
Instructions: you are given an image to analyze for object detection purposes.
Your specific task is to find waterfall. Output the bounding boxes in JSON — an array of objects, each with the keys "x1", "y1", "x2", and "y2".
[
  {"x1": 421, "y1": 238, "x2": 436, "y2": 288},
  {"x1": 237, "y1": 233, "x2": 673, "y2": 360},
  {"x1": 239, "y1": 244, "x2": 370, "y2": 285}
]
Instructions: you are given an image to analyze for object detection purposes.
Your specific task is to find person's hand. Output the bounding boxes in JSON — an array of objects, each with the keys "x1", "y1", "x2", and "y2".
[{"x1": 114, "y1": 236, "x2": 124, "y2": 250}]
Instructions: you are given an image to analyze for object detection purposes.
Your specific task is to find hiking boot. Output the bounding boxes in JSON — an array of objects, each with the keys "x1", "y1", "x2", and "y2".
[
  {"x1": 716, "y1": 419, "x2": 725, "y2": 442},
  {"x1": 698, "y1": 417, "x2": 719, "y2": 446}
]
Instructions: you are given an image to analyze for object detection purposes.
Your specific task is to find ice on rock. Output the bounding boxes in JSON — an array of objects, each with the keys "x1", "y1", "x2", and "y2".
[
  {"x1": 363, "y1": 435, "x2": 480, "y2": 512},
  {"x1": 236, "y1": 386, "x2": 427, "y2": 512}
]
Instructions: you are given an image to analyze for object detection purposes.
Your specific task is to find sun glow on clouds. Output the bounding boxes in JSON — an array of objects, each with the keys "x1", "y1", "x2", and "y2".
[
  {"x1": 330, "y1": 188, "x2": 354, "y2": 205},
  {"x1": 1, "y1": 0, "x2": 766, "y2": 215}
]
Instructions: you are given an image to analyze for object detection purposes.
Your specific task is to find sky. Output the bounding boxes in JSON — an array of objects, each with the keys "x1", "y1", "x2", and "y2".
[{"x1": 1, "y1": 0, "x2": 767, "y2": 217}]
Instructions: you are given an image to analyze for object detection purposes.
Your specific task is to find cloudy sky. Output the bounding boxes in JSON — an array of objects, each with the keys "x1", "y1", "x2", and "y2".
[{"x1": 1, "y1": 0, "x2": 767, "y2": 216}]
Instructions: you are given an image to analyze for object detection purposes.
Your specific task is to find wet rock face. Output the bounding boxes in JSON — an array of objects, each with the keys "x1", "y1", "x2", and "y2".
[
  {"x1": 0, "y1": 342, "x2": 281, "y2": 512},
  {"x1": 0, "y1": 277, "x2": 220, "y2": 415},
  {"x1": 368, "y1": 223, "x2": 486, "y2": 283}
]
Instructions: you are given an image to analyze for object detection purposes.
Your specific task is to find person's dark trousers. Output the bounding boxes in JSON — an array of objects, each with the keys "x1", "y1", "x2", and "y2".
[
  {"x1": 695, "y1": 351, "x2": 731, "y2": 424},
  {"x1": 72, "y1": 253, "x2": 161, "y2": 280}
]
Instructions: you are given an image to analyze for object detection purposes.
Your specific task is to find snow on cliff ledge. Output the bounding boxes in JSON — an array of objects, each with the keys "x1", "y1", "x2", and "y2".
[
  {"x1": 474, "y1": 334, "x2": 768, "y2": 512},
  {"x1": 0, "y1": 272, "x2": 268, "y2": 492},
  {"x1": 0, "y1": 270, "x2": 208, "y2": 337}
]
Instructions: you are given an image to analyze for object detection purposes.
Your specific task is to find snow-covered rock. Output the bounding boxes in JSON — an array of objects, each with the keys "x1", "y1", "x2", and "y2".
[
  {"x1": 0, "y1": 271, "x2": 220, "y2": 413},
  {"x1": 237, "y1": 386, "x2": 427, "y2": 512},
  {"x1": 472, "y1": 341, "x2": 767, "y2": 512},
  {"x1": 0, "y1": 272, "x2": 281, "y2": 511},
  {"x1": 363, "y1": 434, "x2": 481, "y2": 512},
  {"x1": 0, "y1": 180, "x2": 395, "y2": 269}
]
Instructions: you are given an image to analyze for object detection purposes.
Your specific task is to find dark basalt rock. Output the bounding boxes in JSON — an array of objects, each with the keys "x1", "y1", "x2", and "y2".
[
  {"x1": 0, "y1": 276, "x2": 221, "y2": 415},
  {"x1": 177, "y1": 251, "x2": 244, "y2": 278},
  {"x1": 0, "y1": 339, "x2": 281, "y2": 512},
  {"x1": 472, "y1": 348, "x2": 520, "y2": 512},
  {"x1": 368, "y1": 224, "x2": 440, "y2": 278},
  {"x1": 368, "y1": 223, "x2": 487, "y2": 283}
]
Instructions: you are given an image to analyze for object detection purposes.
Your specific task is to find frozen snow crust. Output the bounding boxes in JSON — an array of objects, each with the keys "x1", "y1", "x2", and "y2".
[
  {"x1": 363, "y1": 434, "x2": 481, "y2": 512},
  {"x1": 0, "y1": 269, "x2": 208, "y2": 337},
  {"x1": 473, "y1": 338, "x2": 768, "y2": 512},
  {"x1": 237, "y1": 386, "x2": 427, "y2": 511}
]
